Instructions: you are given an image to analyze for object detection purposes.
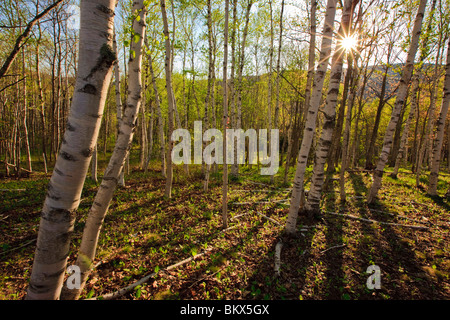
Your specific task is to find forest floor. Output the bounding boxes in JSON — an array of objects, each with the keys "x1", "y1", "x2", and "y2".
[{"x1": 1, "y1": 155, "x2": 450, "y2": 300}]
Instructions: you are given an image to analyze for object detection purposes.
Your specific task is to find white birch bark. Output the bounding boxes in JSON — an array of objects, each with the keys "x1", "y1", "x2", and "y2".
[
  {"x1": 391, "y1": 75, "x2": 419, "y2": 177},
  {"x1": 231, "y1": 0, "x2": 252, "y2": 178},
  {"x1": 304, "y1": 0, "x2": 358, "y2": 213},
  {"x1": 60, "y1": 0, "x2": 146, "y2": 300},
  {"x1": 367, "y1": 0, "x2": 427, "y2": 204},
  {"x1": 26, "y1": 0, "x2": 116, "y2": 300},
  {"x1": 285, "y1": 0, "x2": 337, "y2": 234},
  {"x1": 428, "y1": 38, "x2": 450, "y2": 195}
]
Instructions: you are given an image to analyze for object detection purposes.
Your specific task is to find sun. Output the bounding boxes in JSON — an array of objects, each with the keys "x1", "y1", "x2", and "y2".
[{"x1": 340, "y1": 35, "x2": 358, "y2": 52}]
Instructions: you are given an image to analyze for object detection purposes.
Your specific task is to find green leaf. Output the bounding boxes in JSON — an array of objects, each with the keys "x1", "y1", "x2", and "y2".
[
  {"x1": 130, "y1": 49, "x2": 136, "y2": 59},
  {"x1": 134, "y1": 34, "x2": 140, "y2": 43},
  {"x1": 154, "y1": 265, "x2": 160, "y2": 273},
  {"x1": 86, "y1": 289, "x2": 95, "y2": 299},
  {"x1": 136, "y1": 15, "x2": 141, "y2": 22},
  {"x1": 135, "y1": 288, "x2": 142, "y2": 298}
]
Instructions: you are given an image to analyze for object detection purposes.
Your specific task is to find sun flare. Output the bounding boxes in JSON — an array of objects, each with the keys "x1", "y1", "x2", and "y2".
[{"x1": 340, "y1": 35, "x2": 358, "y2": 52}]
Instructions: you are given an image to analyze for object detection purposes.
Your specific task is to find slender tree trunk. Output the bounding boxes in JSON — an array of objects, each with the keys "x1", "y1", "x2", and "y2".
[
  {"x1": 303, "y1": 0, "x2": 317, "y2": 133},
  {"x1": 21, "y1": 46, "x2": 32, "y2": 172},
  {"x1": 271, "y1": 0, "x2": 284, "y2": 183},
  {"x1": 222, "y1": 0, "x2": 230, "y2": 229},
  {"x1": 416, "y1": 49, "x2": 442, "y2": 186},
  {"x1": 36, "y1": 24, "x2": 47, "y2": 166},
  {"x1": 340, "y1": 55, "x2": 358, "y2": 201},
  {"x1": 231, "y1": 0, "x2": 253, "y2": 178},
  {"x1": 91, "y1": 144, "x2": 97, "y2": 182},
  {"x1": 139, "y1": 99, "x2": 147, "y2": 170},
  {"x1": 266, "y1": 0, "x2": 274, "y2": 181},
  {"x1": 203, "y1": 0, "x2": 214, "y2": 191},
  {"x1": 285, "y1": 0, "x2": 337, "y2": 234},
  {"x1": 60, "y1": 0, "x2": 146, "y2": 300},
  {"x1": 284, "y1": 0, "x2": 316, "y2": 181},
  {"x1": 392, "y1": 75, "x2": 419, "y2": 177},
  {"x1": 161, "y1": 0, "x2": 175, "y2": 198},
  {"x1": 148, "y1": 53, "x2": 166, "y2": 177},
  {"x1": 365, "y1": 63, "x2": 390, "y2": 169},
  {"x1": 144, "y1": 99, "x2": 154, "y2": 172},
  {"x1": 26, "y1": 0, "x2": 116, "y2": 300},
  {"x1": 428, "y1": 38, "x2": 450, "y2": 195},
  {"x1": 367, "y1": 0, "x2": 427, "y2": 203},
  {"x1": 112, "y1": 30, "x2": 125, "y2": 186}
]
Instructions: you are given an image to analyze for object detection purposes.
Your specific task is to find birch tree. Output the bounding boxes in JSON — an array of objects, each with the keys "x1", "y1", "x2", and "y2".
[
  {"x1": 367, "y1": 0, "x2": 428, "y2": 204},
  {"x1": 60, "y1": 0, "x2": 147, "y2": 300},
  {"x1": 428, "y1": 37, "x2": 450, "y2": 195},
  {"x1": 285, "y1": 0, "x2": 338, "y2": 234},
  {"x1": 391, "y1": 0, "x2": 437, "y2": 178},
  {"x1": 26, "y1": 0, "x2": 116, "y2": 300},
  {"x1": 304, "y1": 0, "x2": 359, "y2": 214},
  {"x1": 284, "y1": 0, "x2": 316, "y2": 184}
]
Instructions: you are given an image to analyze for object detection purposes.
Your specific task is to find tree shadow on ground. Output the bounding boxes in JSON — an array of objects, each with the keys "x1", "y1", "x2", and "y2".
[
  {"x1": 348, "y1": 172, "x2": 449, "y2": 299},
  {"x1": 245, "y1": 171, "x2": 449, "y2": 300}
]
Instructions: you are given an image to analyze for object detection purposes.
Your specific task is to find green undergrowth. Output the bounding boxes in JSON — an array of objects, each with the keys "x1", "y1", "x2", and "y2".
[{"x1": 1, "y1": 156, "x2": 449, "y2": 300}]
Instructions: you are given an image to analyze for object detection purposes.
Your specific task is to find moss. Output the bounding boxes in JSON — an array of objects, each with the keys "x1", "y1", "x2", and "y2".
[{"x1": 99, "y1": 43, "x2": 116, "y2": 68}]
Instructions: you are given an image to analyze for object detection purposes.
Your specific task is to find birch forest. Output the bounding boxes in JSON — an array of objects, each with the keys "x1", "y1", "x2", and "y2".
[{"x1": 1, "y1": 0, "x2": 450, "y2": 302}]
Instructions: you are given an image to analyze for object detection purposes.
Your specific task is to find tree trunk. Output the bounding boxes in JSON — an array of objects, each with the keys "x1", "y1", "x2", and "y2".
[
  {"x1": 161, "y1": 0, "x2": 175, "y2": 198},
  {"x1": 416, "y1": 48, "x2": 442, "y2": 186},
  {"x1": 222, "y1": 0, "x2": 230, "y2": 229},
  {"x1": 367, "y1": 0, "x2": 427, "y2": 203},
  {"x1": 271, "y1": 0, "x2": 284, "y2": 183},
  {"x1": 428, "y1": 37, "x2": 450, "y2": 195},
  {"x1": 91, "y1": 144, "x2": 97, "y2": 182},
  {"x1": 231, "y1": 0, "x2": 253, "y2": 178},
  {"x1": 285, "y1": 0, "x2": 337, "y2": 234},
  {"x1": 203, "y1": 0, "x2": 214, "y2": 191},
  {"x1": 365, "y1": 63, "x2": 390, "y2": 169},
  {"x1": 304, "y1": 0, "x2": 358, "y2": 214},
  {"x1": 148, "y1": 52, "x2": 166, "y2": 178},
  {"x1": 21, "y1": 45, "x2": 32, "y2": 172},
  {"x1": 284, "y1": 0, "x2": 316, "y2": 181},
  {"x1": 340, "y1": 55, "x2": 358, "y2": 201},
  {"x1": 26, "y1": 0, "x2": 116, "y2": 300},
  {"x1": 392, "y1": 75, "x2": 419, "y2": 177},
  {"x1": 36, "y1": 23, "x2": 47, "y2": 166},
  {"x1": 60, "y1": 0, "x2": 146, "y2": 300},
  {"x1": 112, "y1": 30, "x2": 125, "y2": 186}
]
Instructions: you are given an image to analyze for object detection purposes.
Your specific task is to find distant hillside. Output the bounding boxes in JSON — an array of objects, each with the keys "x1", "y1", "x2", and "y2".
[{"x1": 362, "y1": 63, "x2": 441, "y2": 101}]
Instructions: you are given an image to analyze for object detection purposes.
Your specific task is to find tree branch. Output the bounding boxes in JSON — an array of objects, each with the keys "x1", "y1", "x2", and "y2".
[{"x1": 0, "y1": 0, "x2": 64, "y2": 78}]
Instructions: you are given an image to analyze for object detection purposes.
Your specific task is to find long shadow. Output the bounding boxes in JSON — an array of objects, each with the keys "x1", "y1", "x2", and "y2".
[
  {"x1": 175, "y1": 219, "x2": 269, "y2": 299},
  {"x1": 349, "y1": 172, "x2": 448, "y2": 299},
  {"x1": 321, "y1": 190, "x2": 345, "y2": 299},
  {"x1": 243, "y1": 184, "x2": 345, "y2": 299},
  {"x1": 243, "y1": 214, "x2": 317, "y2": 300},
  {"x1": 426, "y1": 194, "x2": 450, "y2": 214}
]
